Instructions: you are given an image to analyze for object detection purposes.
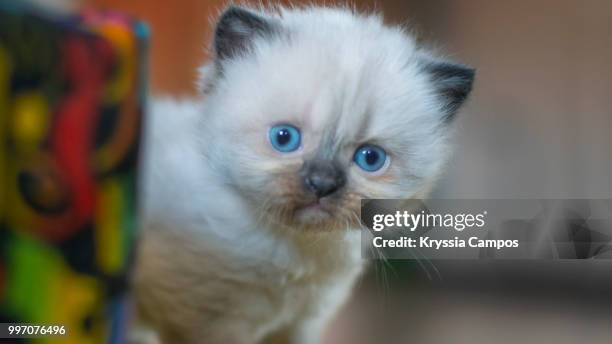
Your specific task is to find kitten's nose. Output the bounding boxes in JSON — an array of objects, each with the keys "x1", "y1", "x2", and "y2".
[{"x1": 301, "y1": 159, "x2": 346, "y2": 198}]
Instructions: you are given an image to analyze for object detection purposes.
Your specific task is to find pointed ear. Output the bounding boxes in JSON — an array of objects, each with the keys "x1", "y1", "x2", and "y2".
[
  {"x1": 421, "y1": 58, "x2": 475, "y2": 121},
  {"x1": 214, "y1": 6, "x2": 278, "y2": 61}
]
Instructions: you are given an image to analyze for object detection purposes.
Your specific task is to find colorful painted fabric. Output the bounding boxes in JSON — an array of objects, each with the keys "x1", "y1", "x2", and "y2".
[{"x1": 0, "y1": 3, "x2": 148, "y2": 343}]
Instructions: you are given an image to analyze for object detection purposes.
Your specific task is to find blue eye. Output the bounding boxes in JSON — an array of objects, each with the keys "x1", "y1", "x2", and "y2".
[
  {"x1": 269, "y1": 124, "x2": 301, "y2": 153},
  {"x1": 354, "y1": 144, "x2": 387, "y2": 172}
]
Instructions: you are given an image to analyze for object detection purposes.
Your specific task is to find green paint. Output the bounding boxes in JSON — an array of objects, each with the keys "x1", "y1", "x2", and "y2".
[{"x1": 5, "y1": 232, "x2": 62, "y2": 322}]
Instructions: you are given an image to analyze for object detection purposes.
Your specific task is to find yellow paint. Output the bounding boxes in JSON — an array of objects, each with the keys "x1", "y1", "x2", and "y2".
[
  {"x1": 96, "y1": 23, "x2": 136, "y2": 103},
  {"x1": 13, "y1": 91, "x2": 49, "y2": 153},
  {"x1": 6, "y1": 91, "x2": 53, "y2": 232},
  {"x1": 95, "y1": 179, "x2": 123, "y2": 274},
  {"x1": 4, "y1": 155, "x2": 54, "y2": 234},
  {"x1": 47, "y1": 267, "x2": 104, "y2": 344}
]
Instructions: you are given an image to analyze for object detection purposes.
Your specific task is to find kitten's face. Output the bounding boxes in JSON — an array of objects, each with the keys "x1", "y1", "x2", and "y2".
[{"x1": 201, "y1": 7, "x2": 474, "y2": 231}]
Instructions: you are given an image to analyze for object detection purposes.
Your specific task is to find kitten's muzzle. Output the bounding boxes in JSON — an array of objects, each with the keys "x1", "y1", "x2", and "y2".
[{"x1": 300, "y1": 159, "x2": 346, "y2": 198}]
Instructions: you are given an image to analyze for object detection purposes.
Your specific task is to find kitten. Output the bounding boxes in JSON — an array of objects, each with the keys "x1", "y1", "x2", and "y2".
[{"x1": 134, "y1": 5, "x2": 474, "y2": 344}]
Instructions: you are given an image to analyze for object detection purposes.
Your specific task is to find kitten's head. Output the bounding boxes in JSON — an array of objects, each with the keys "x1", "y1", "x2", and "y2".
[{"x1": 200, "y1": 6, "x2": 474, "y2": 231}]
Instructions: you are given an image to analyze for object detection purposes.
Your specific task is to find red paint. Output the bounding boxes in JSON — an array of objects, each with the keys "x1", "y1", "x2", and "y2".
[{"x1": 38, "y1": 35, "x2": 115, "y2": 241}]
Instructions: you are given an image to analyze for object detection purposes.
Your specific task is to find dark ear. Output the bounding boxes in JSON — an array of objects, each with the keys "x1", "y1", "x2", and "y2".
[
  {"x1": 214, "y1": 6, "x2": 277, "y2": 61},
  {"x1": 421, "y1": 58, "x2": 475, "y2": 121}
]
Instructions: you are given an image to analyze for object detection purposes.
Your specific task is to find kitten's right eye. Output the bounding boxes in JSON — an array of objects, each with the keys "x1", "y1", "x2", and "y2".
[{"x1": 269, "y1": 124, "x2": 301, "y2": 153}]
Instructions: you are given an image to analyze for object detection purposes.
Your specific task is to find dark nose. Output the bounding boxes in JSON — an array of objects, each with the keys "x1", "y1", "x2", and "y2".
[{"x1": 301, "y1": 160, "x2": 346, "y2": 198}]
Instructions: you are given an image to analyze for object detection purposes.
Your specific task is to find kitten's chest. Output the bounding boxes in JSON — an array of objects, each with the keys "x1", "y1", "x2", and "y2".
[
  {"x1": 241, "y1": 228, "x2": 362, "y2": 283},
  {"x1": 243, "y1": 229, "x2": 363, "y2": 300},
  {"x1": 247, "y1": 234, "x2": 363, "y2": 324}
]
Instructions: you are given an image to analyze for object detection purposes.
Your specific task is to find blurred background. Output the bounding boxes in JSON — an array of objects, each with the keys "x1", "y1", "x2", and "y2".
[{"x1": 29, "y1": 0, "x2": 612, "y2": 343}]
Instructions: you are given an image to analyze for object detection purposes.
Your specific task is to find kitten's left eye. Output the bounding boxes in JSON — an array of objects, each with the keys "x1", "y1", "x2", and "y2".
[
  {"x1": 354, "y1": 144, "x2": 388, "y2": 172},
  {"x1": 269, "y1": 124, "x2": 301, "y2": 153}
]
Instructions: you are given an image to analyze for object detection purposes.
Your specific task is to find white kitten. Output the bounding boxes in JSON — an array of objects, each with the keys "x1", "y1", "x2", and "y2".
[{"x1": 134, "y1": 5, "x2": 474, "y2": 344}]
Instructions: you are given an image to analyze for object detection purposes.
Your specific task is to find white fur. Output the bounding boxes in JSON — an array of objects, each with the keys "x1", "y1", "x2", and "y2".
[{"x1": 135, "y1": 6, "x2": 458, "y2": 344}]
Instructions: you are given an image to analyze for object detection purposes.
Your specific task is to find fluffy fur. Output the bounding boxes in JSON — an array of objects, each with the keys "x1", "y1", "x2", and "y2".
[{"x1": 134, "y1": 5, "x2": 474, "y2": 344}]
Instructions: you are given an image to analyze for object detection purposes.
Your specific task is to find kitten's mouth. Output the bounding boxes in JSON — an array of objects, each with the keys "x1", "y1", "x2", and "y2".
[{"x1": 294, "y1": 200, "x2": 334, "y2": 223}]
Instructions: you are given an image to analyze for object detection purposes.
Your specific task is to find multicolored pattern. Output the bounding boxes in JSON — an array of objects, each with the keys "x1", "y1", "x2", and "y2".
[{"x1": 0, "y1": 4, "x2": 148, "y2": 343}]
